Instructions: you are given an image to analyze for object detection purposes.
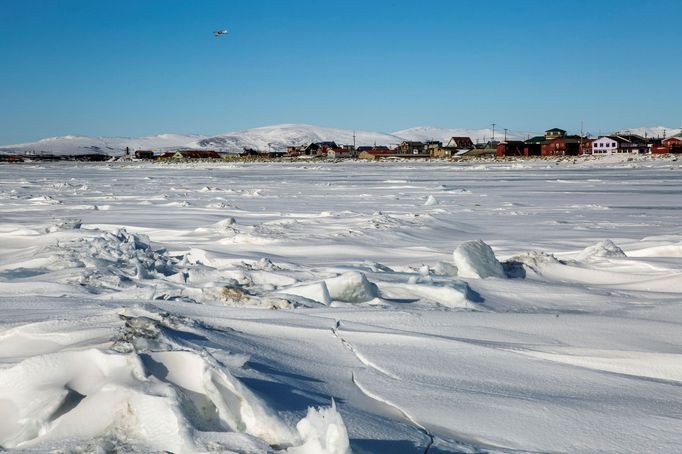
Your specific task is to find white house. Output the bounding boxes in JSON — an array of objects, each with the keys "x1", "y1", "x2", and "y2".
[
  {"x1": 591, "y1": 136, "x2": 619, "y2": 154},
  {"x1": 327, "y1": 149, "x2": 354, "y2": 159}
]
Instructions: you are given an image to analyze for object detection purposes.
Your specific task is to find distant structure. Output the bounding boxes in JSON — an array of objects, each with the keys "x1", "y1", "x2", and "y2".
[{"x1": 134, "y1": 150, "x2": 154, "y2": 159}]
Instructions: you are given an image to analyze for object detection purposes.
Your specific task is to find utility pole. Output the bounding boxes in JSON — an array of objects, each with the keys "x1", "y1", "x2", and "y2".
[
  {"x1": 353, "y1": 131, "x2": 356, "y2": 149},
  {"x1": 503, "y1": 128, "x2": 508, "y2": 142},
  {"x1": 491, "y1": 123, "x2": 496, "y2": 143}
]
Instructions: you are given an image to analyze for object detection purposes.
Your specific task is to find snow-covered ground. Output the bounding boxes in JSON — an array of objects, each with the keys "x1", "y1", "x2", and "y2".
[{"x1": 1, "y1": 155, "x2": 682, "y2": 453}]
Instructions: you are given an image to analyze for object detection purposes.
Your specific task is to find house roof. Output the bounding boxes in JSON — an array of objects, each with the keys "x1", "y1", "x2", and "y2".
[
  {"x1": 525, "y1": 136, "x2": 547, "y2": 144},
  {"x1": 546, "y1": 128, "x2": 566, "y2": 133}
]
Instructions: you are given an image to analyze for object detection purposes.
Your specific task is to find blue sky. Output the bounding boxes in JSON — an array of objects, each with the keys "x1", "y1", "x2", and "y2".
[{"x1": 1, "y1": 0, "x2": 680, "y2": 143}]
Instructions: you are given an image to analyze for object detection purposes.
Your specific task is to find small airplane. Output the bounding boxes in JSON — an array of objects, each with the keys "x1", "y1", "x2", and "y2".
[{"x1": 213, "y1": 29, "x2": 229, "y2": 37}]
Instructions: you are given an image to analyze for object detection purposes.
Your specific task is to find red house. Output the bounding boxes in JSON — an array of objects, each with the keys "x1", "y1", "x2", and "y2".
[
  {"x1": 663, "y1": 136, "x2": 682, "y2": 153},
  {"x1": 541, "y1": 136, "x2": 583, "y2": 156},
  {"x1": 496, "y1": 141, "x2": 525, "y2": 157}
]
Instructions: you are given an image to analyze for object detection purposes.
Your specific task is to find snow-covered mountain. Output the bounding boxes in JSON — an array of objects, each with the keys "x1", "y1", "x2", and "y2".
[
  {"x1": 610, "y1": 126, "x2": 681, "y2": 139},
  {"x1": 0, "y1": 133, "x2": 206, "y2": 156},
  {"x1": 188, "y1": 124, "x2": 404, "y2": 153},
  {"x1": 394, "y1": 126, "x2": 536, "y2": 144},
  {"x1": 2, "y1": 124, "x2": 680, "y2": 156}
]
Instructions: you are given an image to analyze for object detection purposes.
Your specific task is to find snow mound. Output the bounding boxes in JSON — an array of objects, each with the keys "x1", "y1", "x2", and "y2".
[
  {"x1": 576, "y1": 240, "x2": 627, "y2": 261},
  {"x1": 453, "y1": 240, "x2": 506, "y2": 279},
  {"x1": 324, "y1": 272, "x2": 379, "y2": 303},
  {"x1": 287, "y1": 401, "x2": 352, "y2": 454},
  {"x1": 54, "y1": 229, "x2": 178, "y2": 289},
  {"x1": 0, "y1": 345, "x2": 300, "y2": 451}
]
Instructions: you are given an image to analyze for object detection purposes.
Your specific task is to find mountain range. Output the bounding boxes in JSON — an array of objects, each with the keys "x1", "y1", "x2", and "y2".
[{"x1": 1, "y1": 124, "x2": 680, "y2": 156}]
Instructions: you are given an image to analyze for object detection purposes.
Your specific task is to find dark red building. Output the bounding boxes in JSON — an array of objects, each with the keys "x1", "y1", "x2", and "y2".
[
  {"x1": 541, "y1": 136, "x2": 583, "y2": 156},
  {"x1": 496, "y1": 141, "x2": 525, "y2": 157}
]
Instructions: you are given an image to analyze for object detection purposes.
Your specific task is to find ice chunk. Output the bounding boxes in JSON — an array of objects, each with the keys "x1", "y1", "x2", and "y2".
[
  {"x1": 424, "y1": 195, "x2": 439, "y2": 206},
  {"x1": 324, "y1": 272, "x2": 379, "y2": 303},
  {"x1": 453, "y1": 240, "x2": 505, "y2": 279},
  {"x1": 503, "y1": 250, "x2": 562, "y2": 278},
  {"x1": 287, "y1": 401, "x2": 352, "y2": 454},
  {"x1": 576, "y1": 240, "x2": 627, "y2": 261},
  {"x1": 279, "y1": 282, "x2": 332, "y2": 305},
  {"x1": 44, "y1": 219, "x2": 82, "y2": 233},
  {"x1": 433, "y1": 261, "x2": 458, "y2": 276}
]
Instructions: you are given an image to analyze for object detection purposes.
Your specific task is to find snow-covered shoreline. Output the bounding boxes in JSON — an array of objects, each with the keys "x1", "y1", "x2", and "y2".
[{"x1": 1, "y1": 159, "x2": 681, "y2": 452}]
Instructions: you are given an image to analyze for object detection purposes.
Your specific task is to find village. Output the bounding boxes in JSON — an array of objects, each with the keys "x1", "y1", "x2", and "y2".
[{"x1": 2, "y1": 127, "x2": 681, "y2": 163}]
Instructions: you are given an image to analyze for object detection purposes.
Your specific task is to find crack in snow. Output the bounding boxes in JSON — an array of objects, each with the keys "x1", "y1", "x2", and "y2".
[
  {"x1": 331, "y1": 320, "x2": 434, "y2": 453},
  {"x1": 351, "y1": 371, "x2": 435, "y2": 454}
]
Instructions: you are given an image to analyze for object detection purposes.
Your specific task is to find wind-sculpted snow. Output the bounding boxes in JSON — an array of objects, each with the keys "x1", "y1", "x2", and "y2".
[{"x1": 1, "y1": 156, "x2": 682, "y2": 452}]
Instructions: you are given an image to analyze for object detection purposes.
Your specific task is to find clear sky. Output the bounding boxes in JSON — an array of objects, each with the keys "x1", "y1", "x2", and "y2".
[{"x1": 1, "y1": 0, "x2": 681, "y2": 144}]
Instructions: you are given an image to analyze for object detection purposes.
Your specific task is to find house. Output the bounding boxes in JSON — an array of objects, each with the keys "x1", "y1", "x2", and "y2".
[
  {"x1": 591, "y1": 137, "x2": 619, "y2": 154},
  {"x1": 496, "y1": 141, "x2": 525, "y2": 157},
  {"x1": 287, "y1": 145, "x2": 307, "y2": 156},
  {"x1": 398, "y1": 141, "x2": 425, "y2": 155},
  {"x1": 523, "y1": 136, "x2": 546, "y2": 156},
  {"x1": 541, "y1": 136, "x2": 583, "y2": 156},
  {"x1": 358, "y1": 151, "x2": 394, "y2": 160},
  {"x1": 303, "y1": 142, "x2": 338, "y2": 156},
  {"x1": 445, "y1": 136, "x2": 474, "y2": 149},
  {"x1": 134, "y1": 150, "x2": 154, "y2": 159},
  {"x1": 172, "y1": 150, "x2": 221, "y2": 160},
  {"x1": 432, "y1": 137, "x2": 472, "y2": 158},
  {"x1": 240, "y1": 148, "x2": 262, "y2": 157},
  {"x1": 663, "y1": 134, "x2": 682, "y2": 153},
  {"x1": 326, "y1": 149, "x2": 352, "y2": 159},
  {"x1": 545, "y1": 128, "x2": 567, "y2": 140},
  {"x1": 613, "y1": 134, "x2": 648, "y2": 154},
  {"x1": 424, "y1": 141, "x2": 442, "y2": 157},
  {"x1": 431, "y1": 147, "x2": 457, "y2": 158},
  {"x1": 356, "y1": 146, "x2": 393, "y2": 155}
]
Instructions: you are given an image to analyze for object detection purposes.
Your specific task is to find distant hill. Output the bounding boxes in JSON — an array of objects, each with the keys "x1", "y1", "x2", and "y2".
[
  {"x1": 609, "y1": 126, "x2": 681, "y2": 139},
  {"x1": 2, "y1": 124, "x2": 680, "y2": 156},
  {"x1": 0, "y1": 133, "x2": 206, "y2": 156},
  {"x1": 393, "y1": 126, "x2": 535, "y2": 144},
  {"x1": 187, "y1": 124, "x2": 404, "y2": 153}
]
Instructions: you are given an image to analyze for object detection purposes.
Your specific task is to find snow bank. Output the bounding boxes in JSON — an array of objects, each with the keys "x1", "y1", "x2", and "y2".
[
  {"x1": 453, "y1": 240, "x2": 506, "y2": 279},
  {"x1": 287, "y1": 401, "x2": 352, "y2": 454},
  {"x1": 576, "y1": 240, "x2": 627, "y2": 261}
]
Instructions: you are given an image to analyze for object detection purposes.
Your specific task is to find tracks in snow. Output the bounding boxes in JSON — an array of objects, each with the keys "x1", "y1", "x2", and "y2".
[{"x1": 331, "y1": 319, "x2": 435, "y2": 454}]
